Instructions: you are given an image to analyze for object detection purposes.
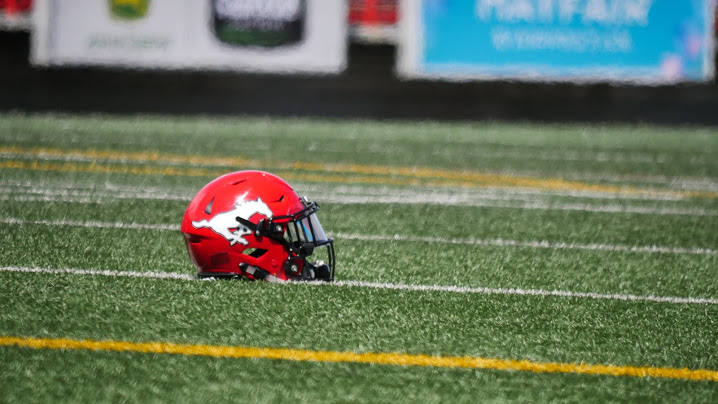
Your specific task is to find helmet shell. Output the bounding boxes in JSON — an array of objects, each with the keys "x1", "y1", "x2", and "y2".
[{"x1": 181, "y1": 170, "x2": 306, "y2": 281}]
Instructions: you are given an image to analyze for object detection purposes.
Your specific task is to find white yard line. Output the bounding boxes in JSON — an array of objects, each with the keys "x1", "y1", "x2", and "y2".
[
  {"x1": 2, "y1": 178, "x2": 709, "y2": 201},
  {"x1": 0, "y1": 217, "x2": 178, "y2": 231},
  {"x1": 0, "y1": 266, "x2": 195, "y2": 280},
  {"x1": 297, "y1": 183, "x2": 689, "y2": 202},
  {"x1": 2, "y1": 183, "x2": 716, "y2": 216},
  {"x1": 6, "y1": 147, "x2": 715, "y2": 167},
  {"x1": 2, "y1": 217, "x2": 715, "y2": 256},
  {"x1": 320, "y1": 195, "x2": 717, "y2": 216},
  {"x1": 330, "y1": 280, "x2": 718, "y2": 305},
  {"x1": 0, "y1": 179, "x2": 689, "y2": 202},
  {"x1": 335, "y1": 233, "x2": 718, "y2": 256},
  {"x1": 0, "y1": 183, "x2": 190, "y2": 201},
  {"x1": 439, "y1": 148, "x2": 712, "y2": 166},
  {"x1": 1, "y1": 266, "x2": 716, "y2": 305}
]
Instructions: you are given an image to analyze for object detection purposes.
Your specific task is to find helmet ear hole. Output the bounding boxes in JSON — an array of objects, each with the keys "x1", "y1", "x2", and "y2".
[{"x1": 204, "y1": 197, "x2": 214, "y2": 215}]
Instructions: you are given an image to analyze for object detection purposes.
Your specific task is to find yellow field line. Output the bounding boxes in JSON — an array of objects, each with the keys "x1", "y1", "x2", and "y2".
[
  {"x1": 1, "y1": 146, "x2": 715, "y2": 198},
  {"x1": 2, "y1": 336, "x2": 717, "y2": 382},
  {"x1": 0, "y1": 160, "x2": 488, "y2": 189}
]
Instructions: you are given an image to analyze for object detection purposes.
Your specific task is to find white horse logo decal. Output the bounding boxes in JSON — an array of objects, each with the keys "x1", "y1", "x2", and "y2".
[{"x1": 192, "y1": 198, "x2": 272, "y2": 246}]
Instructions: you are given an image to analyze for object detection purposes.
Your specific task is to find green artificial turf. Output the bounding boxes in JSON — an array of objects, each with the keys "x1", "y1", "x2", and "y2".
[
  {"x1": 4, "y1": 347, "x2": 716, "y2": 403},
  {"x1": 2, "y1": 272, "x2": 716, "y2": 369},
  {"x1": 1, "y1": 112, "x2": 717, "y2": 179},
  {"x1": 0, "y1": 113, "x2": 716, "y2": 402},
  {"x1": 1, "y1": 220, "x2": 716, "y2": 298}
]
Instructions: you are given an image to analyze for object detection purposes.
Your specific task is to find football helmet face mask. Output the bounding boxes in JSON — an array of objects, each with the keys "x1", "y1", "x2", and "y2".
[{"x1": 181, "y1": 170, "x2": 335, "y2": 282}]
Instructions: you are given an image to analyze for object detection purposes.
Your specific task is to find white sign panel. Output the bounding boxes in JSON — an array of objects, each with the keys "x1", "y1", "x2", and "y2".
[{"x1": 32, "y1": 0, "x2": 347, "y2": 74}]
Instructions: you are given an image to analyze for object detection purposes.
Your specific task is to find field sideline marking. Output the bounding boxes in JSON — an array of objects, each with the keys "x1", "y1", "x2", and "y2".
[
  {"x1": 0, "y1": 178, "x2": 700, "y2": 201},
  {"x1": 5, "y1": 184, "x2": 718, "y2": 216},
  {"x1": 1, "y1": 335, "x2": 717, "y2": 382},
  {"x1": 2, "y1": 146, "x2": 716, "y2": 198},
  {"x1": 2, "y1": 266, "x2": 717, "y2": 305},
  {"x1": 330, "y1": 280, "x2": 718, "y2": 305},
  {"x1": 335, "y1": 232, "x2": 718, "y2": 256},
  {"x1": 2, "y1": 217, "x2": 716, "y2": 256}
]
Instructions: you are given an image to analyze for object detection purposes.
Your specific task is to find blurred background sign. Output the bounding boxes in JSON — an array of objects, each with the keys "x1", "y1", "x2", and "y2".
[
  {"x1": 0, "y1": 0, "x2": 32, "y2": 30},
  {"x1": 348, "y1": 0, "x2": 398, "y2": 44},
  {"x1": 398, "y1": 0, "x2": 716, "y2": 84},
  {"x1": 32, "y1": 0, "x2": 347, "y2": 74}
]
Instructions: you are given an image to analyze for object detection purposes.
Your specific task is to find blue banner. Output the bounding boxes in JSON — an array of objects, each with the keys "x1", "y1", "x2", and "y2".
[{"x1": 409, "y1": 0, "x2": 715, "y2": 82}]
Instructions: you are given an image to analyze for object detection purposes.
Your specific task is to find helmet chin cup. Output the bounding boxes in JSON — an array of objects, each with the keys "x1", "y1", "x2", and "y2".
[
  {"x1": 284, "y1": 257, "x2": 333, "y2": 282},
  {"x1": 310, "y1": 260, "x2": 332, "y2": 281}
]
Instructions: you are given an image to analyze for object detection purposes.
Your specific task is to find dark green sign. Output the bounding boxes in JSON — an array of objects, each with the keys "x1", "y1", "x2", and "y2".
[{"x1": 212, "y1": 0, "x2": 305, "y2": 47}]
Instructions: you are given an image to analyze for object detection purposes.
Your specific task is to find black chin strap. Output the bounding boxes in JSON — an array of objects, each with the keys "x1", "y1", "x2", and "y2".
[
  {"x1": 239, "y1": 263, "x2": 281, "y2": 283},
  {"x1": 235, "y1": 216, "x2": 256, "y2": 231}
]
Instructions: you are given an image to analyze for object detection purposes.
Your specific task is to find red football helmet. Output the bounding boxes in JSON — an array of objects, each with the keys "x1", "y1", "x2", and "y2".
[{"x1": 181, "y1": 170, "x2": 335, "y2": 282}]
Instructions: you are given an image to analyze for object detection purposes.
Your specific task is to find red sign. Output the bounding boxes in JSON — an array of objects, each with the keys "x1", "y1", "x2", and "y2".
[
  {"x1": 348, "y1": 0, "x2": 397, "y2": 26},
  {"x1": 0, "y1": 0, "x2": 32, "y2": 13}
]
